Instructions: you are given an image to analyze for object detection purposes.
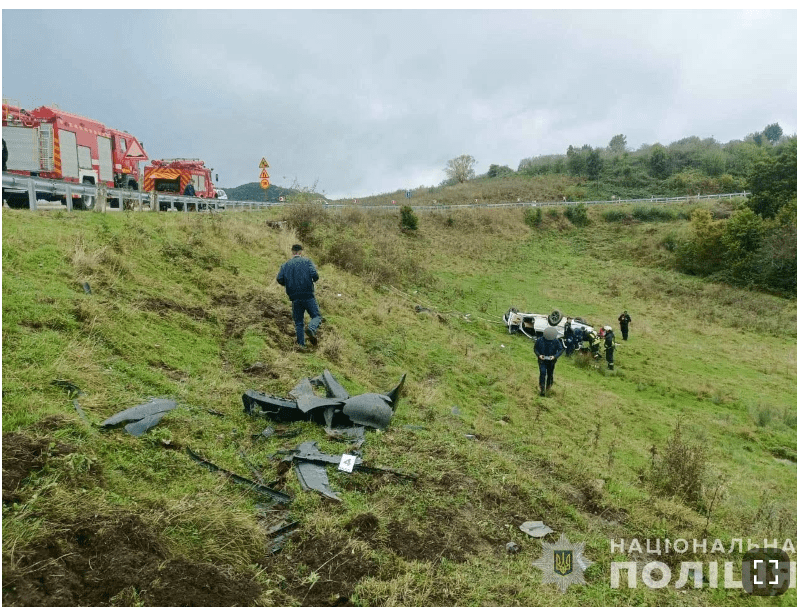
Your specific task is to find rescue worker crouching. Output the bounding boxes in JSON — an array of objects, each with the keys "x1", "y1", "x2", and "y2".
[
  {"x1": 534, "y1": 326, "x2": 564, "y2": 397},
  {"x1": 586, "y1": 329, "x2": 601, "y2": 359}
]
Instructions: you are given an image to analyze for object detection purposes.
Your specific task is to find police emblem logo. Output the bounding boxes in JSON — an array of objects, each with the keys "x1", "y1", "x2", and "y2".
[
  {"x1": 554, "y1": 550, "x2": 573, "y2": 576},
  {"x1": 532, "y1": 534, "x2": 591, "y2": 593}
]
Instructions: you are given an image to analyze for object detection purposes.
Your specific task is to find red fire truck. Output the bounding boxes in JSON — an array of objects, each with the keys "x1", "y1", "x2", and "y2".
[
  {"x1": 2, "y1": 100, "x2": 148, "y2": 209},
  {"x1": 143, "y1": 159, "x2": 221, "y2": 210}
]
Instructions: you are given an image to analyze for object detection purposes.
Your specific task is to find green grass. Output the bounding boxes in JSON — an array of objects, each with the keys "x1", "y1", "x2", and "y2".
[{"x1": 2, "y1": 205, "x2": 796, "y2": 606}]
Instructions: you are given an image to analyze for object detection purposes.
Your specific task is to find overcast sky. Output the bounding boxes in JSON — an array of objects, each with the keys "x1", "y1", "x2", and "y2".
[{"x1": 3, "y1": 9, "x2": 796, "y2": 199}]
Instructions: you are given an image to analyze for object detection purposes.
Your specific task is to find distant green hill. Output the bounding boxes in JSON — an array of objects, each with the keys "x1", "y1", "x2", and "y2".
[
  {"x1": 221, "y1": 182, "x2": 294, "y2": 202},
  {"x1": 221, "y1": 182, "x2": 326, "y2": 203}
]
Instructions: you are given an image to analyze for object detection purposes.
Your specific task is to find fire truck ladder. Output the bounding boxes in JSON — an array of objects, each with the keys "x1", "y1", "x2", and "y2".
[{"x1": 39, "y1": 123, "x2": 54, "y2": 172}]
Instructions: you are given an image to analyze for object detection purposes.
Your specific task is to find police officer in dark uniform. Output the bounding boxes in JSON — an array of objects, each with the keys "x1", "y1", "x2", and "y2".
[
  {"x1": 534, "y1": 326, "x2": 564, "y2": 397},
  {"x1": 618, "y1": 310, "x2": 631, "y2": 341}
]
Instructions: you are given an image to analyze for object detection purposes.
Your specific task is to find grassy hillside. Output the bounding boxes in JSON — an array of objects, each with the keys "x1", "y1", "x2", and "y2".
[{"x1": 2, "y1": 204, "x2": 796, "y2": 606}]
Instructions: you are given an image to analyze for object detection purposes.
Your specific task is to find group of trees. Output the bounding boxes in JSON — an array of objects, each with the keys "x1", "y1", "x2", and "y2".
[
  {"x1": 508, "y1": 122, "x2": 789, "y2": 198},
  {"x1": 440, "y1": 129, "x2": 796, "y2": 295},
  {"x1": 669, "y1": 139, "x2": 797, "y2": 294}
]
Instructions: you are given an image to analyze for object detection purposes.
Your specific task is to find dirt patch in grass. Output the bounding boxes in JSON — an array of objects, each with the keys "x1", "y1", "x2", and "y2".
[
  {"x1": 2, "y1": 514, "x2": 262, "y2": 607},
  {"x1": 147, "y1": 359, "x2": 190, "y2": 381},
  {"x1": 140, "y1": 297, "x2": 211, "y2": 321},
  {"x1": 2, "y1": 431, "x2": 75, "y2": 504},
  {"x1": 344, "y1": 512, "x2": 381, "y2": 542},
  {"x1": 386, "y1": 503, "x2": 494, "y2": 564},
  {"x1": 213, "y1": 290, "x2": 293, "y2": 342},
  {"x1": 260, "y1": 532, "x2": 378, "y2": 606}
]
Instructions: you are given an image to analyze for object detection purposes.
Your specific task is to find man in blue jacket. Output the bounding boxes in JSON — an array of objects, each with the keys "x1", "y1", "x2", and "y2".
[
  {"x1": 277, "y1": 244, "x2": 322, "y2": 349},
  {"x1": 534, "y1": 327, "x2": 564, "y2": 397}
]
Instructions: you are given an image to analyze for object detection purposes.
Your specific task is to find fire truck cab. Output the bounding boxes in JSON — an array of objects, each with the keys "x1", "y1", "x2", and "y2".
[
  {"x1": 143, "y1": 159, "x2": 220, "y2": 211},
  {"x1": 2, "y1": 100, "x2": 148, "y2": 209}
]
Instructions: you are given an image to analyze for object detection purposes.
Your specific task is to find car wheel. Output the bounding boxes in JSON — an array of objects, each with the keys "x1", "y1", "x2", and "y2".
[{"x1": 548, "y1": 309, "x2": 563, "y2": 326}]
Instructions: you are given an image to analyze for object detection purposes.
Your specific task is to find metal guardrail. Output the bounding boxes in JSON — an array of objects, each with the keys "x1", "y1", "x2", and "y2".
[
  {"x1": 3, "y1": 173, "x2": 748, "y2": 213},
  {"x1": 2, "y1": 173, "x2": 281, "y2": 212},
  {"x1": 322, "y1": 192, "x2": 749, "y2": 211}
]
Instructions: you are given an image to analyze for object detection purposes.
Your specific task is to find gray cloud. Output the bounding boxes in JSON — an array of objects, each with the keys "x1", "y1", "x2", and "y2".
[{"x1": 3, "y1": 9, "x2": 796, "y2": 198}]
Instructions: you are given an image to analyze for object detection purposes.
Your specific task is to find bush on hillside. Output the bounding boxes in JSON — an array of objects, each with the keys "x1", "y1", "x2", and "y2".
[
  {"x1": 284, "y1": 202, "x2": 327, "y2": 244},
  {"x1": 400, "y1": 205, "x2": 418, "y2": 231},
  {"x1": 564, "y1": 203, "x2": 589, "y2": 227},
  {"x1": 487, "y1": 164, "x2": 514, "y2": 178},
  {"x1": 523, "y1": 207, "x2": 542, "y2": 228},
  {"x1": 649, "y1": 420, "x2": 708, "y2": 508},
  {"x1": 602, "y1": 209, "x2": 633, "y2": 223},
  {"x1": 631, "y1": 206, "x2": 678, "y2": 222},
  {"x1": 673, "y1": 208, "x2": 725, "y2": 276},
  {"x1": 670, "y1": 205, "x2": 797, "y2": 295}
]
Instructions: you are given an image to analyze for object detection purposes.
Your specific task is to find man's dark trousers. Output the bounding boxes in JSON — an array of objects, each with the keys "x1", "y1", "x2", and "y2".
[
  {"x1": 538, "y1": 359, "x2": 557, "y2": 391},
  {"x1": 292, "y1": 297, "x2": 321, "y2": 347}
]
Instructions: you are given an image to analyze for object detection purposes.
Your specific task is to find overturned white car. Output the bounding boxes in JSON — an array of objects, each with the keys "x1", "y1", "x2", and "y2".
[{"x1": 502, "y1": 308, "x2": 597, "y2": 341}]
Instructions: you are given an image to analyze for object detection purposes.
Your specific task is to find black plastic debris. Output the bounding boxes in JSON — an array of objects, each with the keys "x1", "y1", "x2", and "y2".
[
  {"x1": 291, "y1": 440, "x2": 365, "y2": 468},
  {"x1": 186, "y1": 447, "x2": 292, "y2": 504},
  {"x1": 265, "y1": 518, "x2": 299, "y2": 554},
  {"x1": 71, "y1": 400, "x2": 91, "y2": 427},
  {"x1": 51, "y1": 379, "x2": 82, "y2": 397},
  {"x1": 324, "y1": 425, "x2": 365, "y2": 447},
  {"x1": 101, "y1": 399, "x2": 177, "y2": 436},
  {"x1": 283, "y1": 440, "x2": 416, "y2": 501},
  {"x1": 238, "y1": 448, "x2": 272, "y2": 487},
  {"x1": 243, "y1": 370, "x2": 405, "y2": 430},
  {"x1": 51, "y1": 380, "x2": 91, "y2": 427},
  {"x1": 82, "y1": 282, "x2": 92, "y2": 294},
  {"x1": 252, "y1": 426, "x2": 276, "y2": 441}
]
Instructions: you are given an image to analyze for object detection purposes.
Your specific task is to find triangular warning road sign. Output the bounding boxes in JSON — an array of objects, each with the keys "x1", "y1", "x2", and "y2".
[
  {"x1": 259, "y1": 157, "x2": 270, "y2": 169},
  {"x1": 124, "y1": 141, "x2": 148, "y2": 160},
  {"x1": 259, "y1": 169, "x2": 270, "y2": 179}
]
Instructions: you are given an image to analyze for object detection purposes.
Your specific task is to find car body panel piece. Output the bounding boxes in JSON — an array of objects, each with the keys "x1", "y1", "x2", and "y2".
[
  {"x1": 342, "y1": 393, "x2": 395, "y2": 430},
  {"x1": 294, "y1": 460, "x2": 341, "y2": 501},
  {"x1": 124, "y1": 411, "x2": 170, "y2": 436},
  {"x1": 242, "y1": 372, "x2": 406, "y2": 430},
  {"x1": 102, "y1": 398, "x2": 177, "y2": 427}
]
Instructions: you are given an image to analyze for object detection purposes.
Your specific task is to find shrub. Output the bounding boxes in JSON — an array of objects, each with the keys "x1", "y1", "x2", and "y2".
[
  {"x1": 650, "y1": 420, "x2": 708, "y2": 507},
  {"x1": 284, "y1": 202, "x2": 327, "y2": 244},
  {"x1": 564, "y1": 203, "x2": 589, "y2": 227},
  {"x1": 631, "y1": 206, "x2": 677, "y2": 222},
  {"x1": 523, "y1": 207, "x2": 542, "y2": 228},
  {"x1": 756, "y1": 409, "x2": 773, "y2": 428},
  {"x1": 602, "y1": 209, "x2": 630, "y2": 223},
  {"x1": 673, "y1": 208, "x2": 725, "y2": 276},
  {"x1": 400, "y1": 205, "x2": 418, "y2": 231},
  {"x1": 572, "y1": 351, "x2": 593, "y2": 369}
]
